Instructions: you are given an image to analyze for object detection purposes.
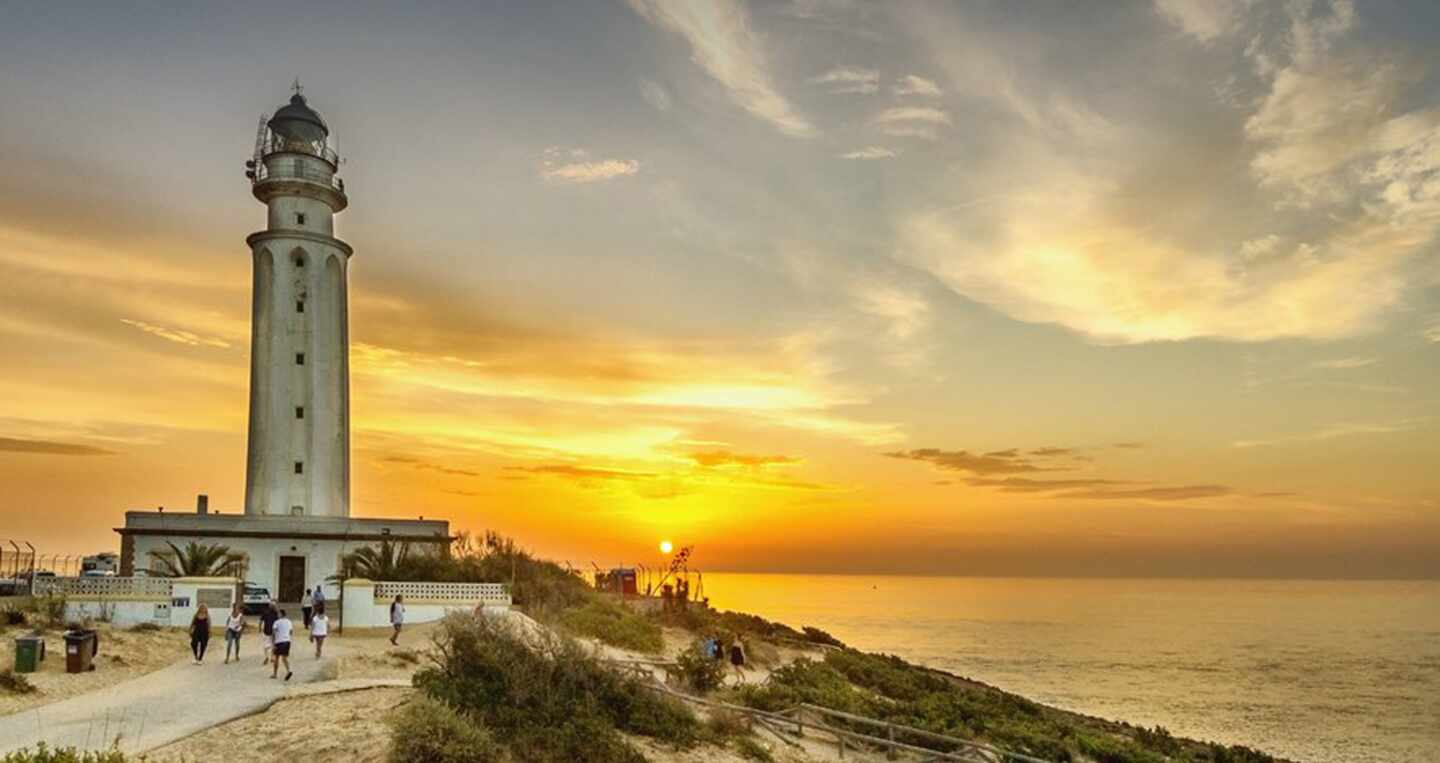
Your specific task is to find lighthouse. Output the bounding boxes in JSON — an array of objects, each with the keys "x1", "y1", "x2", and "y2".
[
  {"x1": 116, "y1": 85, "x2": 451, "y2": 604},
  {"x1": 242, "y1": 84, "x2": 352, "y2": 519}
]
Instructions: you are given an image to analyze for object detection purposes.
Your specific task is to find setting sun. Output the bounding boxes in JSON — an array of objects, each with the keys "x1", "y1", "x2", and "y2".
[{"x1": 659, "y1": 540, "x2": 673, "y2": 554}]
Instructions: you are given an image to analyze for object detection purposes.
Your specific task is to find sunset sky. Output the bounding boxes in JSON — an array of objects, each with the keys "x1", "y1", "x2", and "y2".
[{"x1": 2, "y1": 0, "x2": 1437, "y2": 578}]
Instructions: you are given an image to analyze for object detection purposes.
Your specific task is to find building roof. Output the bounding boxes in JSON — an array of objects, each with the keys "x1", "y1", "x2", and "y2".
[{"x1": 268, "y1": 93, "x2": 329, "y2": 143}]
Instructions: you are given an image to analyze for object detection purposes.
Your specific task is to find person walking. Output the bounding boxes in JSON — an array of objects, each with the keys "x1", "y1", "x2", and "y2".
[
  {"x1": 311, "y1": 583, "x2": 326, "y2": 613},
  {"x1": 301, "y1": 588, "x2": 314, "y2": 630},
  {"x1": 223, "y1": 603, "x2": 246, "y2": 664},
  {"x1": 270, "y1": 608, "x2": 293, "y2": 681},
  {"x1": 259, "y1": 602, "x2": 279, "y2": 666},
  {"x1": 311, "y1": 604, "x2": 329, "y2": 658},
  {"x1": 729, "y1": 635, "x2": 747, "y2": 682},
  {"x1": 389, "y1": 594, "x2": 405, "y2": 646},
  {"x1": 189, "y1": 604, "x2": 212, "y2": 664}
]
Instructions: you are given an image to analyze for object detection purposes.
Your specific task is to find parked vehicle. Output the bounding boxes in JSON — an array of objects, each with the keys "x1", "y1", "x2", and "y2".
[{"x1": 242, "y1": 582, "x2": 273, "y2": 615}]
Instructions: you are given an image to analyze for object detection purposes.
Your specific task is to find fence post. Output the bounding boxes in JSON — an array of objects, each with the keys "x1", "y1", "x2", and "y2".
[{"x1": 887, "y1": 723, "x2": 897, "y2": 760}]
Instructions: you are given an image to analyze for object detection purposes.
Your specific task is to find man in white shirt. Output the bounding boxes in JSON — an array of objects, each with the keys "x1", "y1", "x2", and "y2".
[{"x1": 270, "y1": 609, "x2": 294, "y2": 681}]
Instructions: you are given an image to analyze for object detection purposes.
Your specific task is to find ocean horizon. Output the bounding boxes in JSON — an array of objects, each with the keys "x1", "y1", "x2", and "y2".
[{"x1": 696, "y1": 573, "x2": 1440, "y2": 763}]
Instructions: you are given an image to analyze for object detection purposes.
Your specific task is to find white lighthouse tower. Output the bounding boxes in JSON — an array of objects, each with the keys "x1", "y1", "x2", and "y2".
[{"x1": 242, "y1": 84, "x2": 351, "y2": 519}]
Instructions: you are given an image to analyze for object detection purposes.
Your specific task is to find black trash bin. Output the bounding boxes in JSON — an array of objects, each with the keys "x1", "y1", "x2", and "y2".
[{"x1": 63, "y1": 629, "x2": 97, "y2": 673}]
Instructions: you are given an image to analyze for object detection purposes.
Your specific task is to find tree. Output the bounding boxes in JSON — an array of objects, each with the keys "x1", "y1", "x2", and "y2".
[
  {"x1": 146, "y1": 541, "x2": 246, "y2": 578},
  {"x1": 337, "y1": 539, "x2": 412, "y2": 581}
]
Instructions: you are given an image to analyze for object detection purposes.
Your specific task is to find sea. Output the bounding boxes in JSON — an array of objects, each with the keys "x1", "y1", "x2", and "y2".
[{"x1": 697, "y1": 574, "x2": 1439, "y2": 763}]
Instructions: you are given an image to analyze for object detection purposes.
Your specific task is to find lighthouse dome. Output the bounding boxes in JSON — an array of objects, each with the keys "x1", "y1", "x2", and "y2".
[{"x1": 268, "y1": 93, "x2": 329, "y2": 144}]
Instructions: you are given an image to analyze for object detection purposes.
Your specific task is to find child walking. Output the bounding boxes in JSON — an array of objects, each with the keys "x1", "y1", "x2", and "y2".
[{"x1": 311, "y1": 604, "x2": 329, "y2": 658}]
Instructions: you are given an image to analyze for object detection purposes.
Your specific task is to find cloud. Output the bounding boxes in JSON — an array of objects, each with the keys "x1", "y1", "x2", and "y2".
[
  {"x1": 1311, "y1": 356, "x2": 1378, "y2": 370},
  {"x1": 1029, "y1": 447, "x2": 1077, "y2": 457},
  {"x1": 639, "y1": 80, "x2": 672, "y2": 111},
  {"x1": 811, "y1": 66, "x2": 879, "y2": 95},
  {"x1": 883, "y1": 448, "x2": 1058, "y2": 476},
  {"x1": 0, "y1": 436, "x2": 115, "y2": 456},
  {"x1": 119, "y1": 319, "x2": 230, "y2": 349},
  {"x1": 892, "y1": 0, "x2": 1440, "y2": 345},
  {"x1": 379, "y1": 454, "x2": 480, "y2": 477},
  {"x1": 1425, "y1": 316, "x2": 1440, "y2": 343},
  {"x1": 1232, "y1": 418, "x2": 1429, "y2": 448},
  {"x1": 506, "y1": 464, "x2": 657, "y2": 481},
  {"x1": 540, "y1": 148, "x2": 640, "y2": 184},
  {"x1": 893, "y1": 75, "x2": 941, "y2": 96},
  {"x1": 851, "y1": 282, "x2": 930, "y2": 340},
  {"x1": 840, "y1": 146, "x2": 898, "y2": 160},
  {"x1": 628, "y1": 0, "x2": 816, "y2": 137},
  {"x1": 964, "y1": 477, "x2": 1123, "y2": 493},
  {"x1": 686, "y1": 450, "x2": 802, "y2": 468},
  {"x1": 1114, "y1": 442, "x2": 1146, "y2": 449},
  {"x1": 1061, "y1": 485, "x2": 1233, "y2": 501},
  {"x1": 1153, "y1": 0, "x2": 1242, "y2": 43},
  {"x1": 874, "y1": 106, "x2": 951, "y2": 141}
]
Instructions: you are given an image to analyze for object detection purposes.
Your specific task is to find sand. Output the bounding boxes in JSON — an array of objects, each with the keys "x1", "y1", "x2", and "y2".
[{"x1": 0, "y1": 622, "x2": 188, "y2": 717}]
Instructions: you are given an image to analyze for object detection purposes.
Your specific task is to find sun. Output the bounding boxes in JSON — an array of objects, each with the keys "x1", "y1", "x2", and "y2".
[{"x1": 659, "y1": 540, "x2": 674, "y2": 554}]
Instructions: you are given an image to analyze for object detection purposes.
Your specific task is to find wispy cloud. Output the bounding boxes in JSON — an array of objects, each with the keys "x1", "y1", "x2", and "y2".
[
  {"x1": 884, "y1": 448, "x2": 1062, "y2": 476},
  {"x1": 1153, "y1": 0, "x2": 1242, "y2": 43},
  {"x1": 119, "y1": 319, "x2": 230, "y2": 349},
  {"x1": 541, "y1": 148, "x2": 639, "y2": 184},
  {"x1": 0, "y1": 436, "x2": 115, "y2": 456},
  {"x1": 811, "y1": 66, "x2": 879, "y2": 94},
  {"x1": 627, "y1": 0, "x2": 816, "y2": 137},
  {"x1": 1232, "y1": 418, "x2": 1430, "y2": 448},
  {"x1": 840, "y1": 146, "x2": 898, "y2": 160},
  {"x1": 893, "y1": 74, "x2": 941, "y2": 96},
  {"x1": 874, "y1": 106, "x2": 951, "y2": 140},
  {"x1": 1311, "y1": 356, "x2": 1378, "y2": 370}
]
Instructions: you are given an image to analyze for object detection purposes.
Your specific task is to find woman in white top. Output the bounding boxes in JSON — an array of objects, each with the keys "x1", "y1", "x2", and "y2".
[
  {"x1": 310, "y1": 604, "x2": 329, "y2": 658},
  {"x1": 389, "y1": 595, "x2": 405, "y2": 645},
  {"x1": 223, "y1": 604, "x2": 246, "y2": 664}
]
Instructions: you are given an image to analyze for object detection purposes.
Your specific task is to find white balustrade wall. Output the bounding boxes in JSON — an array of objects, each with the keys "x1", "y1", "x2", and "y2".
[
  {"x1": 30, "y1": 576, "x2": 237, "y2": 628},
  {"x1": 342, "y1": 579, "x2": 510, "y2": 628}
]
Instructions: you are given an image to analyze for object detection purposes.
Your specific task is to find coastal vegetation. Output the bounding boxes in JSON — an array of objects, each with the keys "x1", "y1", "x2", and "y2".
[{"x1": 411, "y1": 614, "x2": 698, "y2": 762}]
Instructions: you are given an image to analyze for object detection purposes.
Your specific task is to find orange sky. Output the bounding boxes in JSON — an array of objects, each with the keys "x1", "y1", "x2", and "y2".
[{"x1": 1, "y1": 1, "x2": 1438, "y2": 577}]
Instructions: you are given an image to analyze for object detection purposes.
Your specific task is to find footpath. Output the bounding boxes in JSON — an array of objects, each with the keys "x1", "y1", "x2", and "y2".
[{"x1": 0, "y1": 638, "x2": 354, "y2": 755}]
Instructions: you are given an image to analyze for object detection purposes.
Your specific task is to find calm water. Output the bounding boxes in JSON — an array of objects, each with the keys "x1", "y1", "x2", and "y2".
[{"x1": 698, "y1": 575, "x2": 1439, "y2": 763}]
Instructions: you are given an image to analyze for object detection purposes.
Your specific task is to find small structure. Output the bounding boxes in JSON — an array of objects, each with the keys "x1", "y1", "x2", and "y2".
[{"x1": 80, "y1": 552, "x2": 119, "y2": 576}]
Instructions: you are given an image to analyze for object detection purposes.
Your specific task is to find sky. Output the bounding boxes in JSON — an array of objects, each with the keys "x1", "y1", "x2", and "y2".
[{"x1": 1, "y1": 0, "x2": 1437, "y2": 578}]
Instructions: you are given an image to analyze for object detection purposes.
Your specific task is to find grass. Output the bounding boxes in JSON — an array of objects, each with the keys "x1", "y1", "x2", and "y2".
[
  {"x1": 0, "y1": 745, "x2": 129, "y2": 763},
  {"x1": 556, "y1": 598, "x2": 663, "y2": 654},
  {"x1": 414, "y1": 613, "x2": 698, "y2": 762}
]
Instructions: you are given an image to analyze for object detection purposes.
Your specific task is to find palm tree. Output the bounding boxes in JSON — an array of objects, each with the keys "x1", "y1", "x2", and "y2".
[
  {"x1": 146, "y1": 541, "x2": 246, "y2": 578},
  {"x1": 336, "y1": 539, "x2": 412, "y2": 581}
]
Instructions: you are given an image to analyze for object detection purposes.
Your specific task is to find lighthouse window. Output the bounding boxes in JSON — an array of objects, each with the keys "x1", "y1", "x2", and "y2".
[
  {"x1": 295, "y1": 406, "x2": 304, "y2": 419},
  {"x1": 296, "y1": 352, "x2": 305, "y2": 365},
  {"x1": 294, "y1": 461, "x2": 304, "y2": 474},
  {"x1": 291, "y1": 505, "x2": 304, "y2": 516},
  {"x1": 296, "y1": 213, "x2": 307, "y2": 226},
  {"x1": 296, "y1": 300, "x2": 305, "y2": 313},
  {"x1": 294, "y1": 256, "x2": 305, "y2": 268}
]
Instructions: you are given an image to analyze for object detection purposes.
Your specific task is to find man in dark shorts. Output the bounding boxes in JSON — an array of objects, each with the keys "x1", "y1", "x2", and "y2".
[{"x1": 270, "y1": 608, "x2": 294, "y2": 681}]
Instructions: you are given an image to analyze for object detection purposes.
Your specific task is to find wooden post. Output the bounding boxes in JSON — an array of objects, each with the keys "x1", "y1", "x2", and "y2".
[{"x1": 887, "y1": 723, "x2": 897, "y2": 760}]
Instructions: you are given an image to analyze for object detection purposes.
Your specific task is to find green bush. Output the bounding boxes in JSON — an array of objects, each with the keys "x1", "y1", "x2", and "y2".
[
  {"x1": 801, "y1": 625, "x2": 844, "y2": 648},
  {"x1": 1, "y1": 744, "x2": 130, "y2": 763},
  {"x1": 24, "y1": 595, "x2": 67, "y2": 628},
  {"x1": 128, "y1": 622, "x2": 161, "y2": 633},
  {"x1": 675, "y1": 642, "x2": 726, "y2": 693},
  {"x1": 1, "y1": 607, "x2": 26, "y2": 627},
  {"x1": 557, "y1": 598, "x2": 662, "y2": 653},
  {"x1": 415, "y1": 614, "x2": 698, "y2": 762},
  {"x1": 388, "y1": 695, "x2": 506, "y2": 763}
]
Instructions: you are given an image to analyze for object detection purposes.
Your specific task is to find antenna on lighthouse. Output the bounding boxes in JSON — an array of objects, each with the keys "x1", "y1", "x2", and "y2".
[{"x1": 291, "y1": 77, "x2": 304, "y2": 96}]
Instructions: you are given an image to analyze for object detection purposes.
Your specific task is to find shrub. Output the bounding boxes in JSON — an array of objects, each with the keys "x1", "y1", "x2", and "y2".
[
  {"x1": 388, "y1": 695, "x2": 506, "y2": 763},
  {"x1": 704, "y1": 707, "x2": 751, "y2": 739},
  {"x1": 0, "y1": 670, "x2": 37, "y2": 695},
  {"x1": 0, "y1": 744, "x2": 129, "y2": 762},
  {"x1": 128, "y1": 622, "x2": 162, "y2": 633},
  {"x1": 733, "y1": 736, "x2": 775, "y2": 762},
  {"x1": 557, "y1": 598, "x2": 662, "y2": 653},
  {"x1": 801, "y1": 625, "x2": 844, "y2": 648},
  {"x1": 675, "y1": 643, "x2": 726, "y2": 693},
  {"x1": 415, "y1": 614, "x2": 698, "y2": 762},
  {"x1": 1, "y1": 607, "x2": 26, "y2": 627},
  {"x1": 25, "y1": 595, "x2": 67, "y2": 628}
]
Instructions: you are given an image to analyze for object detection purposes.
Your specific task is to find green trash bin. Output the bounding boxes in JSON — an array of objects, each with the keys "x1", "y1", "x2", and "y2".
[{"x1": 14, "y1": 634, "x2": 45, "y2": 673}]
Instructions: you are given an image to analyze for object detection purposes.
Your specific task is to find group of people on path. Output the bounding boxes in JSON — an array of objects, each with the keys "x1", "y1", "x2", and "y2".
[
  {"x1": 699, "y1": 634, "x2": 748, "y2": 680},
  {"x1": 187, "y1": 582, "x2": 337, "y2": 681}
]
